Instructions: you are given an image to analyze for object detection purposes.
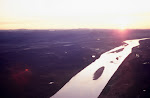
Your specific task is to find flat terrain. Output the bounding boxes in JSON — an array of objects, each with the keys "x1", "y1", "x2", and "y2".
[{"x1": 0, "y1": 29, "x2": 150, "y2": 98}]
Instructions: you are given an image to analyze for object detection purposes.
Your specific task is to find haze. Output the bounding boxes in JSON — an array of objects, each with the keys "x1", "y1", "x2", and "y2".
[{"x1": 0, "y1": 0, "x2": 150, "y2": 29}]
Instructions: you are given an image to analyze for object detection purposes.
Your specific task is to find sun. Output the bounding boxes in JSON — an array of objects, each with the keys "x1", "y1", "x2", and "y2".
[
  {"x1": 114, "y1": 17, "x2": 130, "y2": 31},
  {"x1": 119, "y1": 24, "x2": 126, "y2": 31},
  {"x1": 118, "y1": 20, "x2": 128, "y2": 30}
]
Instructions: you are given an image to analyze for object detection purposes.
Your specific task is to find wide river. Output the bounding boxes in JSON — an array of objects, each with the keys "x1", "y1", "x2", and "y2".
[{"x1": 51, "y1": 38, "x2": 149, "y2": 98}]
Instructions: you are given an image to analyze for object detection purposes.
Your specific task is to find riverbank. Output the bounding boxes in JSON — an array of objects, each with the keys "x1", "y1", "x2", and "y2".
[
  {"x1": 51, "y1": 38, "x2": 144, "y2": 98},
  {"x1": 0, "y1": 30, "x2": 124, "y2": 98},
  {"x1": 99, "y1": 39, "x2": 150, "y2": 98}
]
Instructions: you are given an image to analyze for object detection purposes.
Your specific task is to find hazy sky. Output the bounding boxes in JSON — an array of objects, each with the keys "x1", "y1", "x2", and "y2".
[{"x1": 0, "y1": 0, "x2": 150, "y2": 29}]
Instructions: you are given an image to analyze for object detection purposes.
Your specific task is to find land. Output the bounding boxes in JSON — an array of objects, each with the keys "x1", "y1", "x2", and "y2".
[
  {"x1": 99, "y1": 39, "x2": 150, "y2": 98},
  {"x1": 0, "y1": 29, "x2": 150, "y2": 98},
  {"x1": 0, "y1": 29, "x2": 123, "y2": 98}
]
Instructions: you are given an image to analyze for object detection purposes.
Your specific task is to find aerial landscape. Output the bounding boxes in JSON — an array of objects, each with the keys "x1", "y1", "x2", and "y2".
[
  {"x1": 0, "y1": 0, "x2": 150, "y2": 98},
  {"x1": 1, "y1": 29, "x2": 150, "y2": 98}
]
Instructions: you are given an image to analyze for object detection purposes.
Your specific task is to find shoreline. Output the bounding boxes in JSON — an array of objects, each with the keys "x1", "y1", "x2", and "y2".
[
  {"x1": 1, "y1": 30, "x2": 150, "y2": 98},
  {"x1": 51, "y1": 38, "x2": 146, "y2": 98},
  {"x1": 99, "y1": 39, "x2": 150, "y2": 98}
]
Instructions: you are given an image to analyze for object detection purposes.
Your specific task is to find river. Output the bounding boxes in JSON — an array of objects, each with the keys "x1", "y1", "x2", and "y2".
[{"x1": 51, "y1": 38, "x2": 149, "y2": 98}]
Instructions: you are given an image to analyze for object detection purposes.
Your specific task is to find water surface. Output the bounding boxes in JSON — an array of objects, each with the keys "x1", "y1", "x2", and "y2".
[{"x1": 51, "y1": 38, "x2": 149, "y2": 98}]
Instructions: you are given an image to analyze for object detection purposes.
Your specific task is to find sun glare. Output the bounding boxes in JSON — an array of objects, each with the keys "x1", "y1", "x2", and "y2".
[
  {"x1": 119, "y1": 24, "x2": 126, "y2": 31},
  {"x1": 0, "y1": 0, "x2": 150, "y2": 29},
  {"x1": 114, "y1": 17, "x2": 130, "y2": 30}
]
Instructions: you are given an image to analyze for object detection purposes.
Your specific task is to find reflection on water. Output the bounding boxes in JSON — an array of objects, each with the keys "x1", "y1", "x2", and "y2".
[
  {"x1": 49, "y1": 82, "x2": 54, "y2": 85},
  {"x1": 92, "y1": 55, "x2": 96, "y2": 58},
  {"x1": 51, "y1": 38, "x2": 150, "y2": 98}
]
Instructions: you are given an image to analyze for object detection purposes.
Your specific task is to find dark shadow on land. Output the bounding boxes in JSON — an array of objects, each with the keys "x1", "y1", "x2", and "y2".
[
  {"x1": 110, "y1": 48, "x2": 124, "y2": 53},
  {"x1": 93, "y1": 66, "x2": 105, "y2": 80}
]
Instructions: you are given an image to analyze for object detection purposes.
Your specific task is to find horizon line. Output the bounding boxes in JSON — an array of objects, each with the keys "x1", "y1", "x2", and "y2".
[{"x1": 1, "y1": 28, "x2": 150, "y2": 31}]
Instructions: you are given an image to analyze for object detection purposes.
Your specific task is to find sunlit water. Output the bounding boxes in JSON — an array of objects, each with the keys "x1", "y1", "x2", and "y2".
[{"x1": 51, "y1": 38, "x2": 149, "y2": 98}]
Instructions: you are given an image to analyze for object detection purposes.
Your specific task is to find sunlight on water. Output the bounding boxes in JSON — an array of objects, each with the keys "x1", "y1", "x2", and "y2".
[
  {"x1": 49, "y1": 82, "x2": 54, "y2": 85},
  {"x1": 51, "y1": 38, "x2": 150, "y2": 98}
]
